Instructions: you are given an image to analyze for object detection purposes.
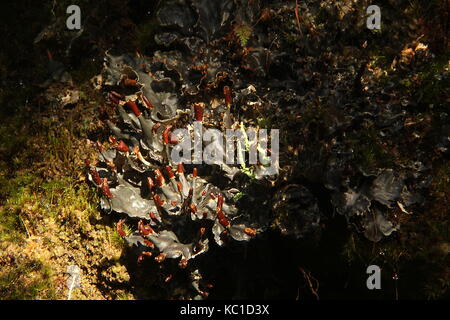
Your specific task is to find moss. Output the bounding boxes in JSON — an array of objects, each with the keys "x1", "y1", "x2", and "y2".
[
  {"x1": 71, "y1": 60, "x2": 102, "y2": 84},
  {"x1": 0, "y1": 259, "x2": 57, "y2": 300},
  {"x1": 38, "y1": 178, "x2": 100, "y2": 226},
  {"x1": 0, "y1": 157, "x2": 40, "y2": 243},
  {"x1": 430, "y1": 163, "x2": 450, "y2": 198},
  {"x1": 414, "y1": 54, "x2": 449, "y2": 107},
  {"x1": 0, "y1": 77, "x2": 125, "y2": 300},
  {"x1": 0, "y1": 113, "x2": 30, "y2": 162},
  {"x1": 110, "y1": 221, "x2": 134, "y2": 250},
  {"x1": 348, "y1": 124, "x2": 396, "y2": 171},
  {"x1": 110, "y1": 228, "x2": 126, "y2": 249},
  {"x1": 115, "y1": 291, "x2": 134, "y2": 300},
  {"x1": 0, "y1": 208, "x2": 26, "y2": 243},
  {"x1": 133, "y1": 19, "x2": 160, "y2": 54}
]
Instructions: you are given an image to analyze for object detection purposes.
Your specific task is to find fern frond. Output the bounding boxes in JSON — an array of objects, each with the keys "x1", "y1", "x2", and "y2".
[{"x1": 234, "y1": 24, "x2": 253, "y2": 47}]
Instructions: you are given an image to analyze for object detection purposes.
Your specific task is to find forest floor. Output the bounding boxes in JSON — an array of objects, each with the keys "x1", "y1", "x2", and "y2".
[{"x1": 0, "y1": 0, "x2": 448, "y2": 299}]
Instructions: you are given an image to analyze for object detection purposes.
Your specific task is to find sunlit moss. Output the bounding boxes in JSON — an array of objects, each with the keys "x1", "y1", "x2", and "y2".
[{"x1": 0, "y1": 258, "x2": 57, "y2": 300}]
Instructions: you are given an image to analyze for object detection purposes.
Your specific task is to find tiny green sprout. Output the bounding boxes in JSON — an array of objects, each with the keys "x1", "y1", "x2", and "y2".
[
  {"x1": 240, "y1": 166, "x2": 256, "y2": 180},
  {"x1": 233, "y1": 192, "x2": 245, "y2": 201},
  {"x1": 240, "y1": 122, "x2": 251, "y2": 152},
  {"x1": 257, "y1": 117, "x2": 271, "y2": 129}
]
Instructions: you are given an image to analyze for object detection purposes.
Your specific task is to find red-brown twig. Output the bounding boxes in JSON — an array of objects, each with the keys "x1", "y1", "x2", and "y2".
[{"x1": 299, "y1": 267, "x2": 320, "y2": 300}]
